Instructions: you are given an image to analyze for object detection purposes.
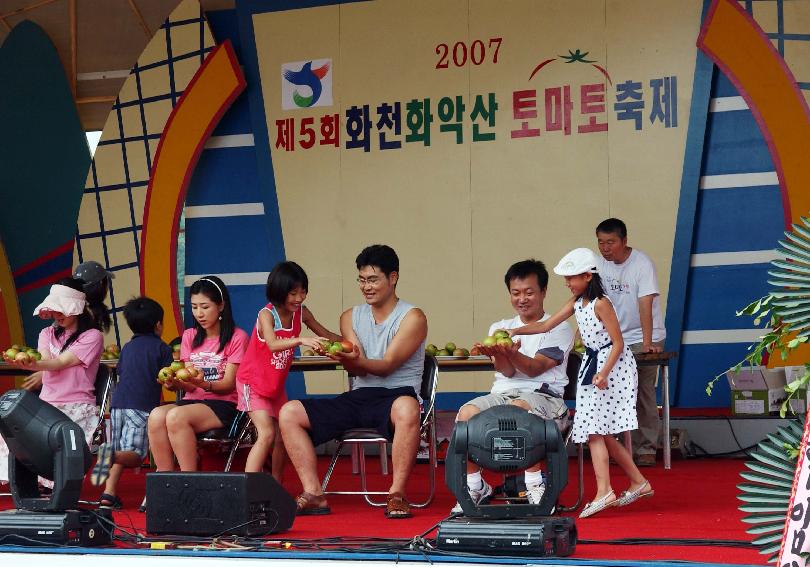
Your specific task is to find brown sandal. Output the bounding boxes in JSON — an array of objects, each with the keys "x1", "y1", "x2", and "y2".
[
  {"x1": 385, "y1": 492, "x2": 412, "y2": 519},
  {"x1": 296, "y1": 492, "x2": 331, "y2": 515}
]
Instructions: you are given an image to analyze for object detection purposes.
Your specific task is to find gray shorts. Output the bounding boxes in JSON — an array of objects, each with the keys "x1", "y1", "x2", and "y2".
[{"x1": 465, "y1": 389, "x2": 569, "y2": 429}]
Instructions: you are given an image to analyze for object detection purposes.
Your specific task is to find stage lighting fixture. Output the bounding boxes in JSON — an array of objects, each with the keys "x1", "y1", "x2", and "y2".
[
  {"x1": 438, "y1": 405, "x2": 576, "y2": 557},
  {"x1": 445, "y1": 404, "x2": 567, "y2": 518},
  {"x1": 0, "y1": 389, "x2": 110, "y2": 547},
  {"x1": 0, "y1": 389, "x2": 91, "y2": 512}
]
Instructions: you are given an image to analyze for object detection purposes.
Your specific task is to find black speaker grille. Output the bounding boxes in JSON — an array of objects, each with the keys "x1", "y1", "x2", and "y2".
[{"x1": 145, "y1": 472, "x2": 295, "y2": 536}]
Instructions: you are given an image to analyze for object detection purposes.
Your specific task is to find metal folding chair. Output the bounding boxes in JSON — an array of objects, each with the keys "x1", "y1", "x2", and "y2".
[
  {"x1": 90, "y1": 362, "x2": 118, "y2": 449},
  {"x1": 321, "y1": 356, "x2": 439, "y2": 507},
  {"x1": 196, "y1": 412, "x2": 254, "y2": 472},
  {"x1": 558, "y1": 351, "x2": 584, "y2": 512}
]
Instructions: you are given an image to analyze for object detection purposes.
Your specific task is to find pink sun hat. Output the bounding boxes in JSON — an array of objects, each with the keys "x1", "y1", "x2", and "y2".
[{"x1": 33, "y1": 284, "x2": 87, "y2": 318}]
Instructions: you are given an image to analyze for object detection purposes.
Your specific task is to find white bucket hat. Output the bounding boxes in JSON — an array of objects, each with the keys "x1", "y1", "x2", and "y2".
[
  {"x1": 553, "y1": 248, "x2": 600, "y2": 276},
  {"x1": 33, "y1": 284, "x2": 87, "y2": 318}
]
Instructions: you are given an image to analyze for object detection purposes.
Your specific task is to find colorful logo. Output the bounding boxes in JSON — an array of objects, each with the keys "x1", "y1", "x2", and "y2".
[
  {"x1": 281, "y1": 59, "x2": 332, "y2": 110},
  {"x1": 529, "y1": 49, "x2": 612, "y2": 84}
]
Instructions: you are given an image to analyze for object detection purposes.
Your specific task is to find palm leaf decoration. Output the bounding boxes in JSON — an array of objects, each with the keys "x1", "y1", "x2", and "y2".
[
  {"x1": 736, "y1": 217, "x2": 810, "y2": 562},
  {"x1": 768, "y1": 216, "x2": 810, "y2": 340},
  {"x1": 738, "y1": 420, "x2": 802, "y2": 562}
]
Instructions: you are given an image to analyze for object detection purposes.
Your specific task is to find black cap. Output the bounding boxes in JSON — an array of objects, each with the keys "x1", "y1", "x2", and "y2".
[{"x1": 73, "y1": 261, "x2": 115, "y2": 284}]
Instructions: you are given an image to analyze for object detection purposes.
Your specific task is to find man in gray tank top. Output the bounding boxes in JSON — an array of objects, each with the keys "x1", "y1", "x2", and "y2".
[{"x1": 280, "y1": 245, "x2": 427, "y2": 519}]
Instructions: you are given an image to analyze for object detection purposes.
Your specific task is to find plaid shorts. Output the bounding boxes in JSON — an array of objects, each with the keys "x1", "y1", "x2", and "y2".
[{"x1": 110, "y1": 408, "x2": 150, "y2": 458}]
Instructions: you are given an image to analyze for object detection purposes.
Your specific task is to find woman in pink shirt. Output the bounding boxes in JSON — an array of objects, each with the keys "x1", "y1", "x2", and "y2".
[
  {"x1": 147, "y1": 276, "x2": 248, "y2": 472},
  {"x1": 0, "y1": 278, "x2": 104, "y2": 483}
]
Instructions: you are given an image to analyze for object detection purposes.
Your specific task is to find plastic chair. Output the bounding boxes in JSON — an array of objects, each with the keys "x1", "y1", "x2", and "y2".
[{"x1": 321, "y1": 356, "x2": 439, "y2": 507}]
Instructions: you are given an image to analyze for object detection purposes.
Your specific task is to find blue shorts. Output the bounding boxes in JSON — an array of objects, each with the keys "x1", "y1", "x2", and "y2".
[
  {"x1": 300, "y1": 386, "x2": 417, "y2": 447},
  {"x1": 110, "y1": 408, "x2": 149, "y2": 458}
]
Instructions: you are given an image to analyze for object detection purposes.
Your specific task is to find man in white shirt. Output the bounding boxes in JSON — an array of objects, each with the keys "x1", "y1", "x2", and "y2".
[
  {"x1": 596, "y1": 218, "x2": 666, "y2": 467},
  {"x1": 452, "y1": 260, "x2": 574, "y2": 511}
]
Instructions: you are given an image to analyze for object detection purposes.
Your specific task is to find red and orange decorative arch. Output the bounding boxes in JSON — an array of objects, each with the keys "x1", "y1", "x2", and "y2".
[
  {"x1": 698, "y1": 0, "x2": 810, "y2": 367},
  {"x1": 140, "y1": 41, "x2": 246, "y2": 342},
  {"x1": 0, "y1": 241, "x2": 23, "y2": 344},
  {"x1": 0, "y1": 239, "x2": 24, "y2": 393},
  {"x1": 698, "y1": 0, "x2": 810, "y2": 228}
]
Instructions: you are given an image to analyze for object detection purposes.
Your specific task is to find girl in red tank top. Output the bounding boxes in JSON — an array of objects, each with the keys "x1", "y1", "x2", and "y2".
[{"x1": 236, "y1": 262, "x2": 341, "y2": 478}]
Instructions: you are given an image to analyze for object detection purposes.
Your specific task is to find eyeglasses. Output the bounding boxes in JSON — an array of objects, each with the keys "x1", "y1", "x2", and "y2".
[{"x1": 357, "y1": 276, "x2": 384, "y2": 286}]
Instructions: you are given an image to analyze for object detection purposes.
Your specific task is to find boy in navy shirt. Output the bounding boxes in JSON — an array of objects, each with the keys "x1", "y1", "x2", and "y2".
[{"x1": 93, "y1": 297, "x2": 172, "y2": 508}]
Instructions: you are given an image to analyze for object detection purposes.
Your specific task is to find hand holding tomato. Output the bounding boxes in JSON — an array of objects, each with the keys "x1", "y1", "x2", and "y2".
[
  {"x1": 473, "y1": 342, "x2": 496, "y2": 358},
  {"x1": 184, "y1": 369, "x2": 206, "y2": 389},
  {"x1": 3, "y1": 353, "x2": 37, "y2": 369},
  {"x1": 329, "y1": 342, "x2": 360, "y2": 362},
  {"x1": 495, "y1": 339, "x2": 521, "y2": 358},
  {"x1": 300, "y1": 336, "x2": 327, "y2": 351}
]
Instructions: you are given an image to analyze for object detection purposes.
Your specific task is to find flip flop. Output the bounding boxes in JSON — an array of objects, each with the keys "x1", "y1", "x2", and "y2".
[
  {"x1": 579, "y1": 489, "x2": 617, "y2": 518},
  {"x1": 99, "y1": 492, "x2": 122, "y2": 510},
  {"x1": 617, "y1": 480, "x2": 654, "y2": 507},
  {"x1": 90, "y1": 443, "x2": 114, "y2": 486}
]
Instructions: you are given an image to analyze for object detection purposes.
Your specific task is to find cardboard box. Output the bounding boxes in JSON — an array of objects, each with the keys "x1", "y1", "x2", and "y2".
[{"x1": 726, "y1": 367, "x2": 807, "y2": 415}]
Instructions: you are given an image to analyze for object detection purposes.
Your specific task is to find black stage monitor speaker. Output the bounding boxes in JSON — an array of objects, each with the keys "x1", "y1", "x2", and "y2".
[{"x1": 146, "y1": 472, "x2": 295, "y2": 536}]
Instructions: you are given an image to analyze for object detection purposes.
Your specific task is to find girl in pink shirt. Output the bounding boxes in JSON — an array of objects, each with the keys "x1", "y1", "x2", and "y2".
[
  {"x1": 0, "y1": 278, "x2": 103, "y2": 483},
  {"x1": 236, "y1": 262, "x2": 340, "y2": 478},
  {"x1": 147, "y1": 276, "x2": 248, "y2": 472}
]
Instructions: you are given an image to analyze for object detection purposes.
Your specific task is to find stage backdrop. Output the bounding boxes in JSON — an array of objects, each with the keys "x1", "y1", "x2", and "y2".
[{"x1": 241, "y1": 0, "x2": 702, "y2": 400}]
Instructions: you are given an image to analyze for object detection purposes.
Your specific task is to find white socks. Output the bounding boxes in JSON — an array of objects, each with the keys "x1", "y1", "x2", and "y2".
[
  {"x1": 467, "y1": 470, "x2": 545, "y2": 490},
  {"x1": 524, "y1": 470, "x2": 544, "y2": 488},
  {"x1": 466, "y1": 470, "x2": 483, "y2": 490}
]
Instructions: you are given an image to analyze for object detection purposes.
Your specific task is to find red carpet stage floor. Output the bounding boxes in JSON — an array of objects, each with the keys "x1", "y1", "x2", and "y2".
[{"x1": 0, "y1": 455, "x2": 766, "y2": 565}]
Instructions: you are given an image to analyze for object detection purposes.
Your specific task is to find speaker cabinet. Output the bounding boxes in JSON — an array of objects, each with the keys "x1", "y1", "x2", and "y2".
[{"x1": 146, "y1": 472, "x2": 295, "y2": 536}]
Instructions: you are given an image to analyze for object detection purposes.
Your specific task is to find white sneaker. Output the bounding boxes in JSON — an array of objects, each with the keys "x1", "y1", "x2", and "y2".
[
  {"x1": 526, "y1": 483, "x2": 556, "y2": 514},
  {"x1": 451, "y1": 479, "x2": 493, "y2": 513},
  {"x1": 526, "y1": 483, "x2": 546, "y2": 505}
]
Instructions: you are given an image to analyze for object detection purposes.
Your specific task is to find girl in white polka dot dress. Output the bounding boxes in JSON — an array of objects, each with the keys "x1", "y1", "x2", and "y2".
[{"x1": 511, "y1": 248, "x2": 653, "y2": 518}]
